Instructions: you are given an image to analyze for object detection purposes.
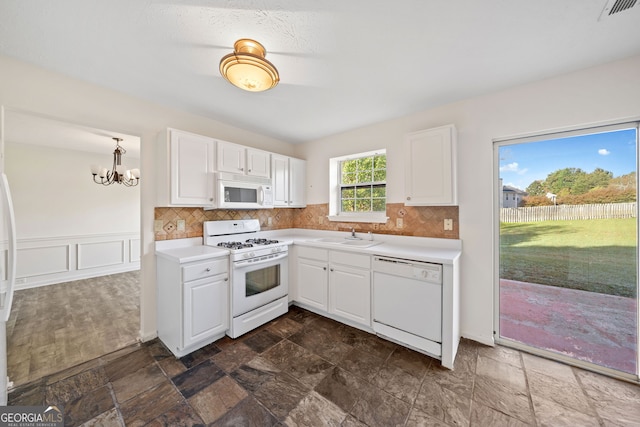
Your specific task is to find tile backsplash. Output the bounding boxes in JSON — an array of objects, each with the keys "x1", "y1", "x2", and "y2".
[{"x1": 154, "y1": 204, "x2": 459, "y2": 241}]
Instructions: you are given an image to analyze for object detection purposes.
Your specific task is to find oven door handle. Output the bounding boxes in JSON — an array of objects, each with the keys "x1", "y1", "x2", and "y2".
[{"x1": 234, "y1": 251, "x2": 288, "y2": 267}]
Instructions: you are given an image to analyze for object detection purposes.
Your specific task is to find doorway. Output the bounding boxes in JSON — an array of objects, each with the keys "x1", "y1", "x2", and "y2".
[
  {"x1": 495, "y1": 122, "x2": 639, "y2": 379},
  {"x1": 2, "y1": 109, "x2": 142, "y2": 386}
]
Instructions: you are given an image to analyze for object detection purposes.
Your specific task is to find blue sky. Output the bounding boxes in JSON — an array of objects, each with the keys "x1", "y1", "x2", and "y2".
[{"x1": 499, "y1": 128, "x2": 637, "y2": 190}]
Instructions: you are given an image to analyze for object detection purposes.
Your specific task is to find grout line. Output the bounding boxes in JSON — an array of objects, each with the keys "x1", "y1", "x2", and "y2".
[
  {"x1": 572, "y1": 367, "x2": 606, "y2": 427},
  {"x1": 519, "y1": 350, "x2": 540, "y2": 427}
]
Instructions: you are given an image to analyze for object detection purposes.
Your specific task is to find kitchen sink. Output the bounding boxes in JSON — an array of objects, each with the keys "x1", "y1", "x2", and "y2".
[
  {"x1": 307, "y1": 237, "x2": 382, "y2": 248},
  {"x1": 314, "y1": 237, "x2": 347, "y2": 243},
  {"x1": 342, "y1": 239, "x2": 382, "y2": 247}
]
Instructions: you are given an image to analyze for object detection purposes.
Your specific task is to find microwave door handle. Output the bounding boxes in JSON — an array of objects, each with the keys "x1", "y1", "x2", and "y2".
[{"x1": 258, "y1": 186, "x2": 264, "y2": 205}]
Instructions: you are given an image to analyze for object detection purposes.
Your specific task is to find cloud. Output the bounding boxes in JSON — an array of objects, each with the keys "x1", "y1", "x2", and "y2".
[
  {"x1": 598, "y1": 148, "x2": 610, "y2": 156},
  {"x1": 500, "y1": 162, "x2": 528, "y2": 175},
  {"x1": 500, "y1": 162, "x2": 519, "y2": 172}
]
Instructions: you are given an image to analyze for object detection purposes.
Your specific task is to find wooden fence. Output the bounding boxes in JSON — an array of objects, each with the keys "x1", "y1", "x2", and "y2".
[{"x1": 500, "y1": 202, "x2": 637, "y2": 222}]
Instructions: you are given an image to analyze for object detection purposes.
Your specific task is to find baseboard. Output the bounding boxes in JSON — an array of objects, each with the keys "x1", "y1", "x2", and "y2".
[{"x1": 461, "y1": 330, "x2": 494, "y2": 347}]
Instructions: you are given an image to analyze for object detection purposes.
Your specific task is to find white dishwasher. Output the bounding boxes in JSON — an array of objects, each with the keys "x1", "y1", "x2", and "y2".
[{"x1": 372, "y1": 256, "x2": 443, "y2": 358}]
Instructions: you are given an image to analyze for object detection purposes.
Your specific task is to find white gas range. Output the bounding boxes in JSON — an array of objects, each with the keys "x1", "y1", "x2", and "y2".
[{"x1": 203, "y1": 219, "x2": 289, "y2": 338}]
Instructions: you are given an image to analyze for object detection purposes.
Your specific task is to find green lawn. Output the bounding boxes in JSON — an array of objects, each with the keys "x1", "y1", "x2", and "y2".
[{"x1": 500, "y1": 218, "x2": 637, "y2": 298}]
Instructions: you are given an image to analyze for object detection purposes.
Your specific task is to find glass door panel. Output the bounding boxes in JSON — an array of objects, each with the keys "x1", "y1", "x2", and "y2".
[{"x1": 497, "y1": 125, "x2": 638, "y2": 376}]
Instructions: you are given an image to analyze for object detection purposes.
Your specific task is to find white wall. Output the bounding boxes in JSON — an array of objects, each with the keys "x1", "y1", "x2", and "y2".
[
  {"x1": 295, "y1": 54, "x2": 640, "y2": 345},
  {"x1": 5, "y1": 142, "x2": 140, "y2": 238},
  {"x1": 0, "y1": 53, "x2": 294, "y2": 340}
]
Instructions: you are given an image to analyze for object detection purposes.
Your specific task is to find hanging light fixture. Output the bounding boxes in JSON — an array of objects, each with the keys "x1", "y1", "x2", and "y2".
[
  {"x1": 90, "y1": 137, "x2": 140, "y2": 187},
  {"x1": 219, "y1": 39, "x2": 279, "y2": 92}
]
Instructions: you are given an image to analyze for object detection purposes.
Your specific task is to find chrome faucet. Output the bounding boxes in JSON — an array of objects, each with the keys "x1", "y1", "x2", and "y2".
[{"x1": 351, "y1": 228, "x2": 356, "y2": 238}]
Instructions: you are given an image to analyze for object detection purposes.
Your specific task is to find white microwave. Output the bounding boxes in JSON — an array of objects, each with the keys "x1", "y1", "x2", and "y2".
[{"x1": 215, "y1": 172, "x2": 274, "y2": 209}]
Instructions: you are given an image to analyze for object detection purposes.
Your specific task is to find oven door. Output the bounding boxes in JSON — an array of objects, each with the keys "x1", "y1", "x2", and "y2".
[{"x1": 232, "y1": 253, "x2": 288, "y2": 317}]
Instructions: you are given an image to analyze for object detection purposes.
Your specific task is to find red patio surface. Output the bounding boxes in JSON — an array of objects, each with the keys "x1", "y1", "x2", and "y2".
[{"x1": 500, "y1": 279, "x2": 638, "y2": 374}]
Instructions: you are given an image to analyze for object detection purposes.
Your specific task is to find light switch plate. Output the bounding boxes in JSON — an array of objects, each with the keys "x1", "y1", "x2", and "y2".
[
  {"x1": 176, "y1": 219, "x2": 186, "y2": 232},
  {"x1": 444, "y1": 219, "x2": 453, "y2": 231},
  {"x1": 396, "y1": 218, "x2": 403, "y2": 228},
  {"x1": 154, "y1": 220, "x2": 163, "y2": 232}
]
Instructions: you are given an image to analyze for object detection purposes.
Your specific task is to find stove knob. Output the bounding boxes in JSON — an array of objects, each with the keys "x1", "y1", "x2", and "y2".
[
  {"x1": 250, "y1": 252, "x2": 256, "y2": 258},
  {"x1": 243, "y1": 253, "x2": 250, "y2": 259}
]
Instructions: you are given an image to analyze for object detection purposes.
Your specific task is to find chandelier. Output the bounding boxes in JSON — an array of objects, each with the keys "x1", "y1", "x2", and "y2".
[
  {"x1": 90, "y1": 137, "x2": 140, "y2": 187},
  {"x1": 219, "y1": 39, "x2": 279, "y2": 92}
]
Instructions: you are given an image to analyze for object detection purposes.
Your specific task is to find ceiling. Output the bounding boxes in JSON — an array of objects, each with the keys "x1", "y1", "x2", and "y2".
[
  {"x1": 4, "y1": 109, "x2": 141, "y2": 158},
  {"x1": 1, "y1": 0, "x2": 640, "y2": 144}
]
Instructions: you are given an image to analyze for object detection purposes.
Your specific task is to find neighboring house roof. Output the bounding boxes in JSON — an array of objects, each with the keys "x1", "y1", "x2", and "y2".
[{"x1": 502, "y1": 185, "x2": 528, "y2": 195}]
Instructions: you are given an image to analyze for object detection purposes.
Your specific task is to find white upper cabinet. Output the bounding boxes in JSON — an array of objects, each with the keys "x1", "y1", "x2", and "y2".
[
  {"x1": 404, "y1": 124, "x2": 457, "y2": 206},
  {"x1": 289, "y1": 157, "x2": 306, "y2": 207},
  {"x1": 157, "y1": 128, "x2": 215, "y2": 207},
  {"x1": 271, "y1": 154, "x2": 306, "y2": 208},
  {"x1": 217, "y1": 140, "x2": 271, "y2": 178},
  {"x1": 246, "y1": 148, "x2": 271, "y2": 178}
]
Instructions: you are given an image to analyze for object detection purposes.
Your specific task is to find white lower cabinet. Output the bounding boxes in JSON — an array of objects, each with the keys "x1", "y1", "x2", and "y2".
[
  {"x1": 296, "y1": 246, "x2": 371, "y2": 328},
  {"x1": 183, "y1": 274, "x2": 228, "y2": 347},
  {"x1": 329, "y1": 263, "x2": 371, "y2": 326},
  {"x1": 157, "y1": 254, "x2": 229, "y2": 357},
  {"x1": 297, "y1": 257, "x2": 329, "y2": 311}
]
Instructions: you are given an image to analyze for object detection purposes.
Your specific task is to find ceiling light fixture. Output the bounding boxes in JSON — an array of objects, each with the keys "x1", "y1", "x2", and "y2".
[
  {"x1": 219, "y1": 39, "x2": 279, "y2": 92},
  {"x1": 90, "y1": 137, "x2": 140, "y2": 187}
]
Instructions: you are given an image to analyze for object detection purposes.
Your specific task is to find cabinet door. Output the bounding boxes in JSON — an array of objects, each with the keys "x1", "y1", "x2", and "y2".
[
  {"x1": 170, "y1": 130, "x2": 215, "y2": 205},
  {"x1": 329, "y1": 265, "x2": 371, "y2": 326},
  {"x1": 271, "y1": 154, "x2": 289, "y2": 207},
  {"x1": 246, "y1": 148, "x2": 271, "y2": 178},
  {"x1": 217, "y1": 140, "x2": 246, "y2": 174},
  {"x1": 289, "y1": 157, "x2": 306, "y2": 207},
  {"x1": 183, "y1": 275, "x2": 228, "y2": 347},
  {"x1": 404, "y1": 124, "x2": 457, "y2": 205},
  {"x1": 297, "y1": 258, "x2": 328, "y2": 311}
]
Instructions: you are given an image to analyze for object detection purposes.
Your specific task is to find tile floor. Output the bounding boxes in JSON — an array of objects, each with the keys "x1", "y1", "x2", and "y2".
[
  {"x1": 7, "y1": 271, "x2": 140, "y2": 386},
  {"x1": 8, "y1": 306, "x2": 640, "y2": 426}
]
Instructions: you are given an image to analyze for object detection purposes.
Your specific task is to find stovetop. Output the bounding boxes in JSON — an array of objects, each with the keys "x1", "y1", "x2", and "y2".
[
  {"x1": 203, "y1": 220, "x2": 288, "y2": 260},
  {"x1": 216, "y1": 238, "x2": 281, "y2": 250}
]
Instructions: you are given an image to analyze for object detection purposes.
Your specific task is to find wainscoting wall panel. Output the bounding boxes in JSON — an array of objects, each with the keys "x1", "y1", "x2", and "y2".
[
  {"x1": 11, "y1": 232, "x2": 140, "y2": 290},
  {"x1": 15, "y1": 244, "x2": 70, "y2": 278},
  {"x1": 77, "y1": 240, "x2": 125, "y2": 270}
]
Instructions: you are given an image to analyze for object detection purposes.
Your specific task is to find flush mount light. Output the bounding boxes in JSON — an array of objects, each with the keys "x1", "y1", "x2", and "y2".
[{"x1": 219, "y1": 39, "x2": 279, "y2": 92}]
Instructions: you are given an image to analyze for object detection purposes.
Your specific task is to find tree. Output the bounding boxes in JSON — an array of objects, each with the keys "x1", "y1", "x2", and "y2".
[{"x1": 526, "y1": 180, "x2": 545, "y2": 196}]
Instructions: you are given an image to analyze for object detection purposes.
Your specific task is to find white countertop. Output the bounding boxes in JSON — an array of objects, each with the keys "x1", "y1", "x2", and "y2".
[
  {"x1": 252, "y1": 229, "x2": 462, "y2": 265},
  {"x1": 155, "y1": 229, "x2": 461, "y2": 265},
  {"x1": 156, "y1": 240, "x2": 229, "y2": 263}
]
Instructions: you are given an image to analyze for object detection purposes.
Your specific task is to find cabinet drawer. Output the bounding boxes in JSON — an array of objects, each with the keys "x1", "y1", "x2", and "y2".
[
  {"x1": 330, "y1": 251, "x2": 370, "y2": 269},
  {"x1": 298, "y1": 246, "x2": 329, "y2": 261},
  {"x1": 183, "y1": 258, "x2": 228, "y2": 282}
]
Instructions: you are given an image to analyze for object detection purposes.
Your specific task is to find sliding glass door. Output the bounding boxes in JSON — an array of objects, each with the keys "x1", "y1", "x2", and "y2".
[{"x1": 495, "y1": 123, "x2": 638, "y2": 378}]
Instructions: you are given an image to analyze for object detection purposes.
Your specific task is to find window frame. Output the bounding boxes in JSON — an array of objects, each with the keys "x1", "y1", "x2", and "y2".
[{"x1": 328, "y1": 149, "x2": 389, "y2": 223}]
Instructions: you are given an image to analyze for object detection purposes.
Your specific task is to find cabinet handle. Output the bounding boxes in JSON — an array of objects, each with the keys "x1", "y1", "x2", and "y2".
[
  {"x1": 248, "y1": 169, "x2": 252, "y2": 172},
  {"x1": 323, "y1": 267, "x2": 327, "y2": 271},
  {"x1": 206, "y1": 268, "x2": 211, "y2": 272},
  {"x1": 224, "y1": 278, "x2": 228, "y2": 281},
  {"x1": 240, "y1": 167, "x2": 244, "y2": 171},
  {"x1": 330, "y1": 268, "x2": 334, "y2": 272},
  {"x1": 406, "y1": 196, "x2": 411, "y2": 201}
]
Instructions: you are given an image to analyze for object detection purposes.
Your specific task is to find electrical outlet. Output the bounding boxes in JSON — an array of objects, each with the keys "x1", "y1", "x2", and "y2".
[
  {"x1": 396, "y1": 218, "x2": 403, "y2": 228},
  {"x1": 444, "y1": 219, "x2": 453, "y2": 231},
  {"x1": 372, "y1": 223, "x2": 379, "y2": 230},
  {"x1": 154, "y1": 220, "x2": 163, "y2": 232},
  {"x1": 176, "y1": 219, "x2": 185, "y2": 232}
]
